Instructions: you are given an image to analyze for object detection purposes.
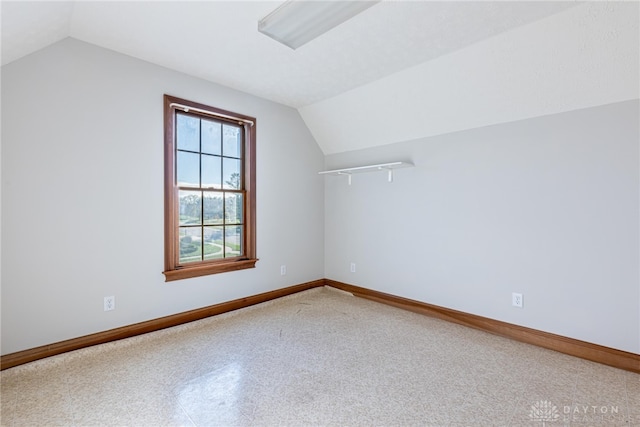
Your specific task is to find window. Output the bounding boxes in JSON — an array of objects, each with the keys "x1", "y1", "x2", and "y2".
[{"x1": 163, "y1": 95, "x2": 257, "y2": 281}]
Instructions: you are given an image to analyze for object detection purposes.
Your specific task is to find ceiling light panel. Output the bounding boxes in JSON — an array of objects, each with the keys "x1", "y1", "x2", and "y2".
[{"x1": 258, "y1": 0, "x2": 379, "y2": 49}]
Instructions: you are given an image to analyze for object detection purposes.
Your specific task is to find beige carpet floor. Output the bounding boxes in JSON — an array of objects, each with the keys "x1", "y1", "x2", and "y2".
[{"x1": 1, "y1": 286, "x2": 638, "y2": 426}]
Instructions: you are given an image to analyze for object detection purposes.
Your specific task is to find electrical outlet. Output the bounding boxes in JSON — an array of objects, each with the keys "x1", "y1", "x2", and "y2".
[
  {"x1": 280, "y1": 265, "x2": 286, "y2": 276},
  {"x1": 512, "y1": 293, "x2": 523, "y2": 308},
  {"x1": 104, "y1": 296, "x2": 115, "y2": 311},
  {"x1": 350, "y1": 262, "x2": 356, "y2": 273}
]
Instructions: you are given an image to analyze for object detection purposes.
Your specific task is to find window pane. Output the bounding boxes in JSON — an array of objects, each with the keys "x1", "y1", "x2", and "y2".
[
  {"x1": 203, "y1": 227, "x2": 224, "y2": 260},
  {"x1": 201, "y1": 119, "x2": 221, "y2": 155},
  {"x1": 225, "y1": 193, "x2": 243, "y2": 224},
  {"x1": 222, "y1": 124, "x2": 241, "y2": 158},
  {"x1": 177, "y1": 151, "x2": 200, "y2": 187},
  {"x1": 179, "y1": 190, "x2": 201, "y2": 225},
  {"x1": 225, "y1": 226, "x2": 242, "y2": 258},
  {"x1": 201, "y1": 154, "x2": 222, "y2": 189},
  {"x1": 203, "y1": 192, "x2": 224, "y2": 225},
  {"x1": 179, "y1": 227, "x2": 202, "y2": 264},
  {"x1": 176, "y1": 114, "x2": 200, "y2": 152},
  {"x1": 223, "y1": 158, "x2": 241, "y2": 190}
]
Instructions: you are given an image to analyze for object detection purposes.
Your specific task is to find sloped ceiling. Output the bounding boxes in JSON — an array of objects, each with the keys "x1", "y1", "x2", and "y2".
[
  {"x1": 2, "y1": 1, "x2": 638, "y2": 154},
  {"x1": 301, "y1": 2, "x2": 640, "y2": 154}
]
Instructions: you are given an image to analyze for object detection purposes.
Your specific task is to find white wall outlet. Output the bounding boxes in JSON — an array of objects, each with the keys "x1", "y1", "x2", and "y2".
[
  {"x1": 350, "y1": 262, "x2": 356, "y2": 273},
  {"x1": 104, "y1": 296, "x2": 115, "y2": 311},
  {"x1": 512, "y1": 292, "x2": 523, "y2": 308},
  {"x1": 280, "y1": 265, "x2": 286, "y2": 276}
]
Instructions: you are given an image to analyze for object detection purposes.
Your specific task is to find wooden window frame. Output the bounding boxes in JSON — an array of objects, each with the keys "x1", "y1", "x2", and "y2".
[{"x1": 163, "y1": 95, "x2": 257, "y2": 281}]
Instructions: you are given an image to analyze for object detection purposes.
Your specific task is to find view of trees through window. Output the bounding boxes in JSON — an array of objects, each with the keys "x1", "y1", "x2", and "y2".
[{"x1": 176, "y1": 113, "x2": 244, "y2": 264}]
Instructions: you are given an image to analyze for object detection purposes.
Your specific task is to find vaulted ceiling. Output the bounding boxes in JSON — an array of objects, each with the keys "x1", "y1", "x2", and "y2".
[{"x1": 2, "y1": 1, "x2": 638, "y2": 154}]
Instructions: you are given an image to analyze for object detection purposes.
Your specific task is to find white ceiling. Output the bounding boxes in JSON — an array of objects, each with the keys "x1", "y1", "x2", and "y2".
[{"x1": 2, "y1": 1, "x2": 638, "y2": 154}]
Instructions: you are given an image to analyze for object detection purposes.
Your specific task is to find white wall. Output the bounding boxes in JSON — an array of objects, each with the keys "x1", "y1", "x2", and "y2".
[
  {"x1": 2, "y1": 37, "x2": 638, "y2": 358},
  {"x1": 324, "y1": 100, "x2": 640, "y2": 354},
  {"x1": 1, "y1": 38, "x2": 325, "y2": 355}
]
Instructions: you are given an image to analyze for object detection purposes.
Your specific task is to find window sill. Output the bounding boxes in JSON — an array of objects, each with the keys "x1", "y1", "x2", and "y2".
[{"x1": 163, "y1": 258, "x2": 258, "y2": 282}]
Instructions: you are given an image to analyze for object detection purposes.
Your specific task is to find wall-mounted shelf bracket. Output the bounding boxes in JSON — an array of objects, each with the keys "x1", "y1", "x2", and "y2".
[
  {"x1": 337, "y1": 171, "x2": 352, "y2": 185},
  {"x1": 319, "y1": 161, "x2": 413, "y2": 185}
]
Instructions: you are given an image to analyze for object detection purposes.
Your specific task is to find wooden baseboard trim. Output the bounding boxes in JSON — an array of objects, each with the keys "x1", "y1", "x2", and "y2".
[
  {"x1": 326, "y1": 279, "x2": 640, "y2": 374},
  {"x1": 4, "y1": 278, "x2": 638, "y2": 373},
  {"x1": 0, "y1": 279, "x2": 325, "y2": 371}
]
